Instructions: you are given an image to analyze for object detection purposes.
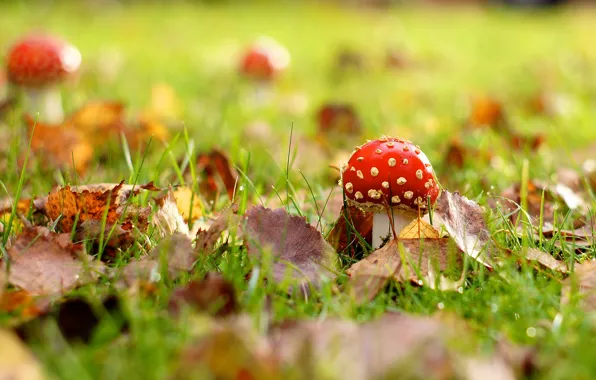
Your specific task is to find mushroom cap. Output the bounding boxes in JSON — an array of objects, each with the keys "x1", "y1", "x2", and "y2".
[
  {"x1": 340, "y1": 136, "x2": 440, "y2": 213},
  {"x1": 240, "y1": 37, "x2": 290, "y2": 81},
  {"x1": 6, "y1": 35, "x2": 81, "y2": 87}
]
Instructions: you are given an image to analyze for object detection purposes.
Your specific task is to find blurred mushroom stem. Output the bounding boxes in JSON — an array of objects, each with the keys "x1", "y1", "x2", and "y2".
[
  {"x1": 372, "y1": 209, "x2": 416, "y2": 249},
  {"x1": 24, "y1": 87, "x2": 63, "y2": 124}
]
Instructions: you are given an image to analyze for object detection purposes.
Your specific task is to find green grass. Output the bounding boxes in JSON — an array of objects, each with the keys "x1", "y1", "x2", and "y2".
[{"x1": 1, "y1": 2, "x2": 596, "y2": 379}]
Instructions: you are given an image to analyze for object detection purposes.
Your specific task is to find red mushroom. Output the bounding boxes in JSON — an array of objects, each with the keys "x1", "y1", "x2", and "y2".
[
  {"x1": 6, "y1": 34, "x2": 81, "y2": 123},
  {"x1": 340, "y1": 136, "x2": 440, "y2": 248},
  {"x1": 240, "y1": 37, "x2": 289, "y2": 82}
]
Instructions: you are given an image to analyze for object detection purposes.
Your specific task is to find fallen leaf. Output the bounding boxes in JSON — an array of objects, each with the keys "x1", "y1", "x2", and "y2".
[
  {"x1": 243, "y1": 206, "x2": 337, "y2": 290},
  {"x1": 119, "y1": 233, "x2": 195, "y2": 286},
  {"x1": 434, "y1": 190, "x2": 493, "y2": 269},
  {"x1": 153, "y1": 189, "x2": 190, "y2": 237},
  {"x1": 270, "y1": 313, "x2": 460, "y2": 380},
  {"x1": 346, "y1": 239, "x2": 463, "y2": 303},
  {"x1": 315, "y1": 103, "x2": 361, "y2": 148},
  {"x1": 196, "y1": 204, "x2": 240, "y2": 255},
  {"x1": 168, "y1": 273, "x2": 238, "y2": 317},
  {"x1": 67, "y1": 101, "x2": 126, "y2": 146},
  {"x1": 126, "y1": 113, "x2": 170, "y2": 150},
  {"x1": 0, "y1": 329, "x2": 45, "y2": 380},
  {"x1": 523, "y1": 248, "x2": 568, "y2": 273},
  {"x1": 174, "y1": 186, "x2": 204, "y2": 222},
  {"x1": 326, "y1": 205, "x2": 373, "y2": 255},
  {"x1": 398, "y1": 217, "x2": 440, "y2": 239},
  {"x1": 0, "y1": 290, "x2": 46, "y2": 319},
  {"x1": 562, "y1": 260, "x2": 596, "y2": 312},
  {"x1": 468, "y1": 96, "x2": 507, "y2": 130},
  {"x1": 195, "y1": 149, "x2": 238, "y2": 201},
  {"x1": 178, "y1": 316, "x2": 278, "y2": 380},
  {"x1": 26, "y1": 115, "x2": 94, "y2": 174},
  {"x1": 4, "y1": 227, "x2": 105, "y2": 296},
  {"x1": 444, "y1": 139, "x2": 492, "y2": 169},
  {"x1": 75, "y1": 221, "x2": 136, "y2": 262},
  {"x1": 45, "y1": 182, "x2": 125, "y2": 232}
]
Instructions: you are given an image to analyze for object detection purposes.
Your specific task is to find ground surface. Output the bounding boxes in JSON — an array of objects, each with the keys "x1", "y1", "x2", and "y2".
[{"x1": 1, "y1": 2, "x2": 596, "y2": 379}]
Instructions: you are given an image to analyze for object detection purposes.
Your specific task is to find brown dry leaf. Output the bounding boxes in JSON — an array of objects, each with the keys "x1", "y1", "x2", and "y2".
[
  {"x1": 346, "y1": 239, "x2": 463, "y2": 303},
  {"x1": 45, "y1": 181, "x2": 158, "y2": 233},
  {"x1": 398, "y1": 217, "x2": 440, "y2": 239},
  {"x1": 0, "y1": 198, "x2": 32, "y2": 215},
  {"x1": 270, "y1": 313, "x2": 464, "y2": 380},
  {"x1": 196, "y1": 204, "x2": 240, "y2": 255},
  {"x1": 178, "y1": 316, "x2": 278, "y2": 380},
  {"x1": 153, "y1": 189, "x2": 190, "y2": 237},
  {"x1": 67, "y1": 101, "x2": 126, "y2": 145},
  {"x1": 243, "y1": 206, "x2": 337, "y2": 290},
  {"x1": 119, "y1": 233, "x2": 195, "y2": 287},
  {"x1": 168, "y1": 273, "x2": 238, "y2": 317},
  {"x1": 444, "y1": 139, "x2": 492, "y2": 169},
  {"x1": 26, "y1": 115, "x2": 94, "y2": 174},
  {"x1": 524, "y1": 248, "x2": 568, "y2": 273},
  {"x1": 45, "y1": 182, "x2": 124, "y2": 233},
  {"x1": 4, "y1": 227, "x2": 105, "y2": 296},
  {"x1": 125, "y1": 113, "x2": 170, "y2": 150},
  {"x1": 174, "y1": 186, "x2": 204, "y2": 222},
  {"x1": 562, "y1": 260, "x2": 596, "y2": 312},
  {"x1": 326, "y1": 205, "x2": 373, "y2": 255},
  {"x1": 196, "y1": 149, "x2": 238, "y2": 201},
  {"x1": 0, "y1": 329, "x2": 45, "y2": 380},
  {"x1": 315, "y1": 103, "x2": 361, "y2": 151},
  {"x1": 468, "y1": 96, "x2": 507, "y2": 129},
  {"x1": 0, "y1": 290, "x2": 47, "y2": 320},
  {"x1": 75, "y1": 221, "x2": 136, "y2": 262},
  {"x1": 434, "y1": 190, "x2": 493, "y2": 269}
]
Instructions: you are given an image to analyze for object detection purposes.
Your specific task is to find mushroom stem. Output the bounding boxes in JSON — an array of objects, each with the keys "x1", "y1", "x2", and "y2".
[
  {"x1": 23, "y1": 87, "x2": 64, "y2": 124},
  {"x1": 251, "y1": 82, "x2": 273, "y2": 107},
  {"x1": 372, "y1": 209, "x2": 417, "y2": 249}
]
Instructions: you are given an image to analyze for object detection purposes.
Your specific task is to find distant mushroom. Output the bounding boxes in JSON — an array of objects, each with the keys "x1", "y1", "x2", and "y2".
[
  {"x1": 6, "y1": 34, "x2": 81, "y2": 123},
  {"x1": 340, "y1": 136, "x2": 440, "y2": 248},
  {"x1": 239, "y1": 37, "x2": 290, "y2": 82}
]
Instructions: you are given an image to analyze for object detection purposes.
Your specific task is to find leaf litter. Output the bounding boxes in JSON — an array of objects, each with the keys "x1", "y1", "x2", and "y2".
[{"x1": 243, "y1": 206, "x2": 337, "y2": 290}]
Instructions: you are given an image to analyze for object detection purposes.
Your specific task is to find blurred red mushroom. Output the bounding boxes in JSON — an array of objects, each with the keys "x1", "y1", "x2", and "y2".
[
  {"x1": 341, "y1": 136, "x2": 440, "y2": 248},
  {"x1": 6, "y1": 34, "x2": 81, "y2": 123},
  {"x1": 239, "y1": 37, "x2": 290, "y2": 82}
]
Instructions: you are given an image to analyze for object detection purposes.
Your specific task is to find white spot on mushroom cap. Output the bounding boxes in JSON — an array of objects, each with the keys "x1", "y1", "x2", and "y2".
[
  {"x1": 340, "y1": 163, "x2": 348, "y2": 173},
  {"x1": 350, "y1": 167, "x2": 356, "y2": 171},
  {"x1": 381, "y1": 181, "x2": 389, "y2": 189},
  {"x1": 357, "y1": 157, "x2": 364, "y2": 162},
  {"x1": 368, "y1": 189, "x2": 381, "y2": 199},
  {"x1": 404, "y1": 191, "x2": 414, "y2": 199},
  {"x1": 370, "y1": 167, "x2": 379, "y2": 177},
  {"x1": 375, "y1": 149, "x2": 382, "y2": 154},
  {"x1": 397, "y1": 177, "x2": 407, "y2": 185},
  {"x1": 355, "y1": 191, "x2": 363, "y2": 200},
  {"x1": 416, "y1": 169, "x2": 423, "y2": 179},
  {"x1": 356, "y1": 170, "x2": 364, "y2": 179},
  {"x1": 345, "y1": 182, "x2": 353, "y2": 193},
  {"x1": 388, "y1": 158, "x2": 396, "y2": 167},
  {"x1": 386, "y1": 142, "x2": 395, "y2": 148},
  {"x1": 402, "y1": 159, "x2": 408, "y2": 165},
  {"x1": 391, "y1": 195, "x2": 400, "y2": 204},
  {"x1": 403, "y1": 145, "x2": 409, "y2": 152}
]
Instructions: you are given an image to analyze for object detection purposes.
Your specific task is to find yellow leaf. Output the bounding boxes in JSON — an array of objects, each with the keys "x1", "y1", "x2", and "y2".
[
  {"x1": 174, "y1": 186, "x2": 203, "y2": 221},
  {"x1": 398, "y1": 217, "x2": 440, "y2": 239}
]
